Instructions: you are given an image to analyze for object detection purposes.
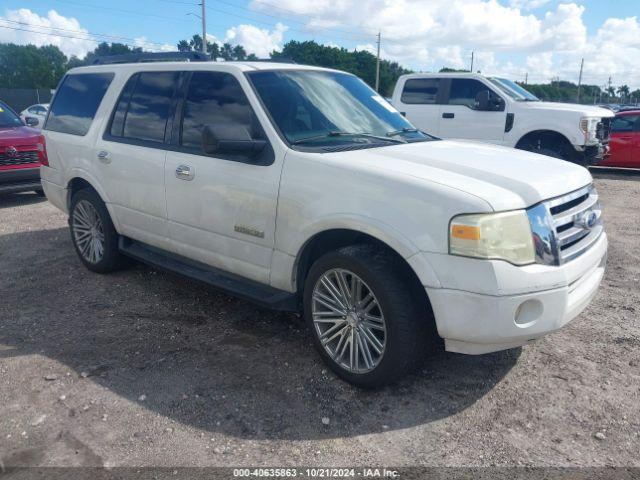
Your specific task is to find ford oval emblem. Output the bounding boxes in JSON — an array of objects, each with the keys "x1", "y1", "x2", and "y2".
[{"x1": 576, "y1": 210, "x2": 598, "y2": 230}]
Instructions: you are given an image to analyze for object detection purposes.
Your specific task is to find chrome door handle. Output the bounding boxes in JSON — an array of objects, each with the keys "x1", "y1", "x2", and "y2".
[
  {"x1": 97, "y1": 150, "x2": 111, "y2": 164},
  {"x1": 175, "y1": 165, "x2": 194, "y2": 180}
]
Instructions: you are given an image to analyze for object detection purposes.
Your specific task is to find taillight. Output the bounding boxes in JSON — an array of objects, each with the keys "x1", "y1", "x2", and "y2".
[{"x1": 37, "y1": 134, "x2": 48, "y2": 166}]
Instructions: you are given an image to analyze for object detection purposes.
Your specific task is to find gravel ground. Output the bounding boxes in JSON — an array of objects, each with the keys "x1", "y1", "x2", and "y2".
[{"x1": 0, "y1": 172, "x2": 639, "y2": 473}]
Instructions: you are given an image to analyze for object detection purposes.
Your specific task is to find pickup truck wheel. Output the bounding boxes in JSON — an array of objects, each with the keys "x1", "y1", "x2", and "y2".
[
  {"x1": 69, "y1": 189, "x2": 124, "y2": 273},
  {"x1": 303, "y1": 245, "x2": 429, "y2": 388}
]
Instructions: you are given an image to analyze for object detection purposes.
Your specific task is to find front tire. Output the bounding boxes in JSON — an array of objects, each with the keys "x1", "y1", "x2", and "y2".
[
  {"x1": 303, "y1": 245, "x2": 431, "y2": 388},
  {"x1": 69, "y1": 188, "x2": 124, "y2": 273}
]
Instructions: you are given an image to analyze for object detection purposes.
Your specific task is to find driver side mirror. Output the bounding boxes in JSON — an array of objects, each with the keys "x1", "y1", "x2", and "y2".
[
  {"x1": 25, "y1": 116, "x2": 39, "y2": 127},
  {"x1": 202, "y1": 123, "x2": 266, "y2": 157},
  {"x1": 475, "y1": 90, "x2": 505, "y2": 112}
]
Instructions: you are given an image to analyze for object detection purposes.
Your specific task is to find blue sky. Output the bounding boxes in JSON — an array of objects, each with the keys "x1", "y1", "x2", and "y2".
[{"x1": 1, "y1": 0, "x2": 639, "y2": 88}]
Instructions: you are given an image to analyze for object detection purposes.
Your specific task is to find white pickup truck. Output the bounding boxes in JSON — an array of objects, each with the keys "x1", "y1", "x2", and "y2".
[
  {"x1": 41, "y1": 56, "x2": 607, "y2": 387},
  {"x1": 391, "y1": 73, "x2": 615, "y2": 165}
]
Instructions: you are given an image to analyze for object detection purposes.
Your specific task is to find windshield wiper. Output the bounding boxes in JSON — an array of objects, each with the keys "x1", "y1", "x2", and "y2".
[
  {"x1": 386, "y1": 127, "x2": 420, "y2": 137},
  {"x1": 292, "y1": 131, "x2": 404, "y2": 145}
]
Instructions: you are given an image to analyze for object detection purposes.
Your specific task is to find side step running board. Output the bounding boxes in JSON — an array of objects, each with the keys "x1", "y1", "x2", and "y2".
[{"x1": 118, "y1": 237, "x2": 298, "y2": 312}]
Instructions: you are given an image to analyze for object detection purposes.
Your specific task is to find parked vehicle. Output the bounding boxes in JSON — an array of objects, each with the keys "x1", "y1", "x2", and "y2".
[
  {"x1": 41, "y1": 55, "x2": 607, "y2": 387},
  {"x1": 20, "y1": 103, "x2": 49, "y2": 127},
  {"x1": 0, "y1": 100, "x2": 46, "y2": 195},
  {"x1": 391, "y1": 73, "x2": 615, "y2": 165},
  {"x1": 598, "y1": 110, "x2": 640, "y2": 168}
]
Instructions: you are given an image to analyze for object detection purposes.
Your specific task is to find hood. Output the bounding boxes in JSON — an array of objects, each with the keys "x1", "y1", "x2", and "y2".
[
  {"x1": 337, "y1": 140, "x2": 592, "y2": 211},
  {"x1": 0, "y1": 126, "x2": 40, "y2": 147},
  {"x1": 518, "y1": 101, "x2": 615, "y2": 118}
]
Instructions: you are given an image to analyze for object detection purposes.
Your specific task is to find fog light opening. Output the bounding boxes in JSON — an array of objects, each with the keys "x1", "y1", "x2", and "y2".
[{"x1": 514, "y1": 299, "x2": 544, "y2": 327}]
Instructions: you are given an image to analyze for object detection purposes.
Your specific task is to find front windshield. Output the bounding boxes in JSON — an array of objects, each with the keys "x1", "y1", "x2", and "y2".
[
  {"x1": 488, "y1": 77, "x2": 539, "y2": 102},
  {"x1": 0, "y1": 102, "x2": 23, "y2": 128},
  {"x1": 247, "y1": 70, "x2": 432, "y2": 148}
]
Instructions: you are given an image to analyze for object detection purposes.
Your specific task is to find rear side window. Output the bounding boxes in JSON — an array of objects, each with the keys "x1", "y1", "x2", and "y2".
[
  {"x1": 611, "y1": 115, "x2": 640, "y2": 132},
  {"x1": 448, "y1": 79, "x2": 490, "y2": 108},
  {"x1": 401, "y1": 78, "x2": 440, "y2": 104},
  {"x1": 180, "y1": 71, "x2": 261, "y2": 149},
  {"x1": 45, "y1": 73, "x2": 114, "y2": 136},
  {"x1": 109, "y1": 71, "x2": 179, "y2": 143}
]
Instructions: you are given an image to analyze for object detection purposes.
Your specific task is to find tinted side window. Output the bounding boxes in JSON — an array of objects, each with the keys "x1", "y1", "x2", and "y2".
[
  {"x1": 401, "y1": 78, "x2": 440, "y2": 104},
  {"x1": 448, "y1": 79, "x2": 491, "y2": 108},
  {"x1": 180, "y1": 71, "x2": 260, "y2": 149},
  {"x1": 111, "y1": 71, "x2": 179, "y2": 143},
  {"x1": 46, "y1": 73, "x2": 114, "y2": 136},
  {"x1": 611, "y1": 115, "x2": 640, "y2": 132}
]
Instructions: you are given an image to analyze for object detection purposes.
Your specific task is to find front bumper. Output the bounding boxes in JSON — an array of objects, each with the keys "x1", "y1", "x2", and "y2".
[
  {"x1": 424, "y1": 232, "x2": 607, "y2": 354},
  {"x1": 574, "y1": 143, "x2": 610, "y2": 166},
  {"x1": 0, "y1": 166, "x2": 41, "y2": 194}
]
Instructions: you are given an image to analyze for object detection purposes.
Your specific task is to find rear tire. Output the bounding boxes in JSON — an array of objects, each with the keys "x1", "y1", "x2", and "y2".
[
  {"x1": 69, "y1": 188, "x2": 125, "y2": 273},
  {"x1": 303, "y1": 244, "x2": 431, "y2": 388}
]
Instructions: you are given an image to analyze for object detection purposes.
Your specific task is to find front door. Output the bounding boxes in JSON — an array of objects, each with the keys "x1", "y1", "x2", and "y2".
[
  {"x1": 606, "y1": 114, "x2": 640, "y2": 167},
  {"x1": 164, "y1": 70, "x2": 283, "y2": 285},
  {"x1": 437, "y1": 78, "x2": 507, "y2": 144}
]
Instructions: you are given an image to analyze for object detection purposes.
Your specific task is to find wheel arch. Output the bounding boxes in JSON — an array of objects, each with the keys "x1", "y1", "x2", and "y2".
[
  {"x1": 515, "y1": 129, "x2": 575, "y2": 151},
  {"x1": 65, "y1": 172, "x2": 120, "y2": 232},
  {"x1": 294, "y1": 228, "x2": 439, "y2": 334}
]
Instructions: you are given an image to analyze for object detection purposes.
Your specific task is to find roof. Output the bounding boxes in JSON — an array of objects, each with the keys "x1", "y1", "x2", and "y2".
[{"x1": 68, "y1": 61, "x2": 340, "y2": 75}]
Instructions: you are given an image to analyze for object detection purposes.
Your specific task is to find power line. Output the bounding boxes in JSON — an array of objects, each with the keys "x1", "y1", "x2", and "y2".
[
  {"x1": 151, "y1": 0, "x2": 374, "y2": 41},
  {"x1": 0, "y1": 23, "x2": 142, "y2": 47},
  {"x1": 0, "y1": 18, "x2": 171, "y2": 48}
]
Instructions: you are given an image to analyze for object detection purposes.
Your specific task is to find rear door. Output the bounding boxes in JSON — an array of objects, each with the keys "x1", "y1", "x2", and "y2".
[
  {"x1": 437, "y1": 78, "x2": 507, "y2": 143},
  {"x1": 96, "y1": 70, "x2": 181, "y2": 249},
  {"x1": 163, "y1": 70, "x2": 282, "y2": 285},
  {"x1": 393, "y1": 77, "x2": 443, "y2": 136}
]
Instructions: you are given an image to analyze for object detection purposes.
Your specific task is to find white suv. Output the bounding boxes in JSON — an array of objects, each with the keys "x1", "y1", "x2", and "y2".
[
  {"x1": 41, "y1": 56, "x2": 607, "y2": 387},
  {"x1": 391, "y1": 73, "x2": 615, "y2": 165}
]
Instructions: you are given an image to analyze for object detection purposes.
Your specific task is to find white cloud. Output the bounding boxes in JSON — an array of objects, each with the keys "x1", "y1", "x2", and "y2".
[
  {"x1": 133, "y1": 36, "x2": 174, "y2": 52},
  {"x1": 224, "y1": 22, "x2": 288, "y2": 58},
  {"x1": 250, "y1": 0, "x2": 639, "y2": 88},
  {"x1": 0, "y1": 8, "x2": 94, "y2": 58},
  {"x1": 509, "y1": 0, "x2": 551, "y2": 10}
]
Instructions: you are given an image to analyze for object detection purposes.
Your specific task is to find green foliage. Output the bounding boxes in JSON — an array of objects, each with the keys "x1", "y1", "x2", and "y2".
[
  {"x1": 439, "y1": 67, "x2": 469, "y2": 73},
  {"x1": 521, "y1": 81, "x2": 606, "y2": 104},
  {"x1": 0, "y1": 43, "x2": 67, "y2": 89},
  {"x1": 270, "y1": 40, "x2": 411, "y2": 96}
]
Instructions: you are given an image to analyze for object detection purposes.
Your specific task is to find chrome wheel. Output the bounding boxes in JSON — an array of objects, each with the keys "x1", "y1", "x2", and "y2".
[
  {"x1": 312, "y1": 269, "x2": 387, "y2": 374},
  {"x1": 72, "y1": 200, "x2": 105, "y2": 264}
]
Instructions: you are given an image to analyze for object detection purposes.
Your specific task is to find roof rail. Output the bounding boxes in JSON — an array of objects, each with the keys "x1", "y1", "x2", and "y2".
[{"x1": 92, "y1": 51, "x2": 210, "y2": 65}]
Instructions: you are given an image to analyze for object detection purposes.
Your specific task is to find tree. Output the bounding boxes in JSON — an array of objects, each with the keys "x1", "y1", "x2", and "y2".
[
  {"x1": 606, "y1": 86, "x2": 616, "y2": 101},
  {"x1": 617, "y1": 84, "x2": 630, "y2": 102},
  {"x1": 0, "y1": 43, "x2": 67, "y2": 89},
  {"x1": 220, "y1": 43, "x2": 234, "y2": 61},
  {"x1": 177, "y1": 40, "x2": 191, "y2": 52},
  {"x1": 270, "y1": 40, "x2": 411, "y2": 96}
]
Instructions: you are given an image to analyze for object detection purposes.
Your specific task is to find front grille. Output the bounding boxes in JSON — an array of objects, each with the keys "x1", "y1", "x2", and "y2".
[
  {"x1": 596, "y1": 117, "x2": 611, "y2": 143},
  {"x1": 0, "y1": 150, "x2": 39, "y2": 167},
  {"x1": 528, "y1": 185, "x2": 603, "y2": 266}
]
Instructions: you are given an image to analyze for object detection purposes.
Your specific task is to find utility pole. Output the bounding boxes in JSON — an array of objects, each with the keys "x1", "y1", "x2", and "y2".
[
  {"x1": 576, "y1": 57, "x2": 584, "y2": 103},
  {"x1": 200, "y1": 0, "x2": 207, "y2": 55},
  {"x1": 375, "y1": 31, "x2": 381, "y2": 93},
  {"x1": 470, "y1": 51, "x2": 474, "y2": 72},
  {"x1": 607, "y1": 76, "x2": 612, "y2": 101},
  {"x1": 524, "y1": 72, "x2": 528, "y2": 85}
]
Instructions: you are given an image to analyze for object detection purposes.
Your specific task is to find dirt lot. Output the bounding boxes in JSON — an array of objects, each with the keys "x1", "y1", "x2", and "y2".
[{"x1": 0, "y1": 172, "x2": 639, "y2": 473}]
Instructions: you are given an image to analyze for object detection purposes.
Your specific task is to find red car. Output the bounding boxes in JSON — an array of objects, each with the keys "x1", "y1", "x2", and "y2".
[
  {"x1": 0, "y1": 100, "x2": 47, "y2": 195},
  {"x1": 599, "y1": 109, "x2": 640, "y2": 168}
]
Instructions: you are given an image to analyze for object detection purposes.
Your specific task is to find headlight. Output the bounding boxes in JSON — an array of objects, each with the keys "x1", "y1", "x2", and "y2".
[
  {"x1": 449, "y1": 210, "x2": 535, "y2": 265},
  {"x1": 580, "y1": 117, "x2": 599, "y2": 143}
]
